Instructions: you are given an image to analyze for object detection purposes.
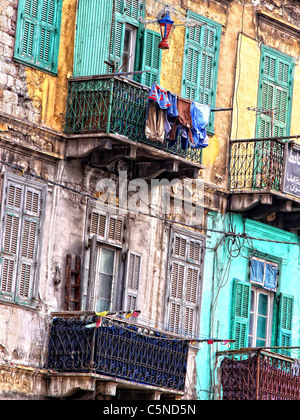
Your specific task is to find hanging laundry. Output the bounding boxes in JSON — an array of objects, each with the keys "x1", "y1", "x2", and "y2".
[
  {"x1": 148, "y1": 83, "x2": 172, "y2": 110},
  {"x1": 169, "y1": 97, "x2": 194, "y2": 149},
  {"x1": 190, "y1": 102, "x2": 211, "y2": 149},
  {"x1": 145, "y1": 101, "x2": 166, "y2": 143}
]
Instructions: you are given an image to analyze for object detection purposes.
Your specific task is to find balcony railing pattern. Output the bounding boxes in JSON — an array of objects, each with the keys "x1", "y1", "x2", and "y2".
[
  {"x1": 47, "y1": 314, "x2": 188, "y2": 392},
  {"x1": 217, "y1": 349, "x2": 300, "y2": 400},
  {"x1": 65, "y1": 75, "x2": 202, "y2": 164},
  {"x1": 230, "y1": 138, "x2": 286, "y2": 191}
]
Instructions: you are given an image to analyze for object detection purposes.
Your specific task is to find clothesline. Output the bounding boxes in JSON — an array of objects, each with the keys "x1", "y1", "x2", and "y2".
[{"x1": 83, "y1": 311, "x2": 235, "y2": 346}]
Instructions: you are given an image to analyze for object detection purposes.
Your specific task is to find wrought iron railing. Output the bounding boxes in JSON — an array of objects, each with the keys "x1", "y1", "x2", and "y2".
[
  {"x1": 46, "y1": 313, "x2": 188, "y2": 392},
  {"x1": 217, "y1": 349, "x2": 300, "y2": 400},
  {"x1": 65, "y1": 75, "x2": 202, "y2": 164},
  {"x1": 230, "y1": 138, "x2": 286, "y2": 192}
]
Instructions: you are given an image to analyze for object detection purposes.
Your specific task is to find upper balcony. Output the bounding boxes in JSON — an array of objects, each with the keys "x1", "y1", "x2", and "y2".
[
  {"x1": 217, "y1": 348, "x2": 300, "y2": 400},
  {"x1": 46, "y1": 312, "x2": 188, "y2": 399},
  {"x1": 65, "y1": 75, "x2": 203, "y2": 181},
  {"x1": 229, "y1": 137, "x2": 300, "y2": 234}
]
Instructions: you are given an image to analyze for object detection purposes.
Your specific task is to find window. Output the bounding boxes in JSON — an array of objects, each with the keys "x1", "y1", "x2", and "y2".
[
  {"x1": 181, "y1": 11, "x2": 221, "y2": 132},
  {"x1": 83, "y1": 208, "x2": 125, "y2": 312},
  {"x1": 73, "y1": 0, "x2": 162, "y2": 86},
  {"x1": 95, "y1": 246, "x2": 116, "y2": 313},
  {"x1": 14, "y1": 0, "x2": 63, "y2": 74},
  {"x1": 0, "y1": 175, "x2": 45, "y2": 306},
  {"x1": 256, "y1": 45, "x2": 295, "y2": 138},
  {"x1": 167, "y1": 230, "x2": 205, "y2": 336},
  {"x1": 232, "y1": 277, "x2": 294, "y2": 356},
  {"x1": 248, "y1": 288, "x2": 273, "y2": 347}
]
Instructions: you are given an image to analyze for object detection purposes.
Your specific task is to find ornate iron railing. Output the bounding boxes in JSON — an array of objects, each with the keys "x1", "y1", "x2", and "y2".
[
  {"x1": 65, "y1": 75, "x2": 202, "y2": 164},
  {"x1": 217, "y1": 349, "x2": 300, "y2": 400},
  {"x1": 230, "y1": 138, "x2": 286, "y2": 191},
  {"x1": 47, "y1": 313, "x2": 188, "y2": 392}
]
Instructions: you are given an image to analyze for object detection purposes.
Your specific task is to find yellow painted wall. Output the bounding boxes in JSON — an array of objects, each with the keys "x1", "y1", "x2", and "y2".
[
  {"x1": 231, "y1": 34, "x2": 261, "y2": 141},
  {"x1": 25, "y1": 0, "x2": 76, "y2": 132}
]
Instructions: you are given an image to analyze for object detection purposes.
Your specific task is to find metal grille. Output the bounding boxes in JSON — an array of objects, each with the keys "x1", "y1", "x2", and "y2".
[
  {"x1": 218, "y1": 349, "x2": 300, "y2": 400},
  {"x1": 65, "y1": 75, "x2": 202, "y2": 165},
  {"x1": 47, "y1": 314, "x2": 188, "y2": 392},
  {"x1": 230, "y1": 138, "x2": 286, "y2": 191}
]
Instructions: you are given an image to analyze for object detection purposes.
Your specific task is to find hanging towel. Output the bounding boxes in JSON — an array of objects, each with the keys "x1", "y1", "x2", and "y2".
[
  {"x1": 148, "y1": 83, "x2": 172, "y2": 110},
  {"x1": 191, "y1": 102, "x2": 211, "y2": 149},
  {"x1": 169, "y1": 97, "x2": 193, "y2": 143}
]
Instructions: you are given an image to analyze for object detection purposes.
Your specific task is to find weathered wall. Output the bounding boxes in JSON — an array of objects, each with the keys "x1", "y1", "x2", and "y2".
[
  {"x1": 0, "y1": 0, "x2": 76, "y2": 131},
  {"x1": 197, "y1": 210, "x2": 300, "y2": 399}
]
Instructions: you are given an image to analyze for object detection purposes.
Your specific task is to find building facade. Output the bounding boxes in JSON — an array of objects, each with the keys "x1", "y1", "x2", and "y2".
[{"x1": 0, "y1": 0, "x2": 299, "y2": 400}]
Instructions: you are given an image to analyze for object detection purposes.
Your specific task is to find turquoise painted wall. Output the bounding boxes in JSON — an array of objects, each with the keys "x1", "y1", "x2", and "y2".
[{"x1": 196, "y1": 211, "x2": 300, "y2": 400}]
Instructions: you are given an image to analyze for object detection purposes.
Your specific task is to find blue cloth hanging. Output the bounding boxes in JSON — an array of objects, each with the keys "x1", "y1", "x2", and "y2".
[{"x1": 190, "y1": 102, "x2": 211, "y2": 149}]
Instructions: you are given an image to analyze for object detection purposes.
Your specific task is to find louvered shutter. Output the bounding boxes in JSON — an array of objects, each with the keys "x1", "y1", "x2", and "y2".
[
  {"x1": 231, "y1": 279, "x2": 251, "y2": 349},
  {"x1": 184, "y1": 266, "x2": 200, "y2": 335},
  {"x1": 16, "y1": 0, "x2": 39, "y2": 65},
  {"x1": 0, "y1": 180, "x2": 43, "y2": 305},
  {"x1": 16, "y1": 187, "x2": 41, "y2": 304},
  {"x1": 169, "y1": 261, "x2": 185, "y2": 333},
  {"x1": 0, "y1": 182, "x2": 24, "y2": 301},
  {"x1": 257, "y1": 46, "x2": 294, "y2": 138},
  {"x1": 182, "y1": 12, "x2": 221, "y2": 132},
  {"x1": 126, "y1": 252, "x2": 141, "y2": 311},
  {"x1": 277, "y1": 293, "x2": 294, "y2": 356},
  {"x1": 140, "y1": 30, "x2": 162, "y2": 87},
  {"x1": 15, "y1": 0, "x2": 62, "y2": 73},
  {"x1": 90, "y1": 211, "x2": 123, "y2": 246},
  {"x1": 37, "y1": 0, "x2": 57, "y2": 69}
]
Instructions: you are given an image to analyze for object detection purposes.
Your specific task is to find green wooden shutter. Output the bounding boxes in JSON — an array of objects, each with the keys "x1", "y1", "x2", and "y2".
[
  {"x1": 16, "y1": 0, "x2": 39, "y2": 65},
  {"x1": 126, "y1": 252, "x2": 141, "y2": 311},
  {"x1": 277, "y1": 293, "x2": 294, "y2": 356},
  {"x1": 73, "y1": 0, "x2": 113, "y2": 77},
  {"x1": 256, "y1": 46, "x2": 294, "y2": 138},
  {"x1": 140, "y1": 30, "x2": 162, "y2": 87},
  {"x1": 15, "y1": 0, "x2": 62, "y2": 73},
  {"x1": 231, "y1": 279, "x2": 251, "y2": 350},
  {"x1": 182, "y1": 11, "x2": 221, "y2": 132}
]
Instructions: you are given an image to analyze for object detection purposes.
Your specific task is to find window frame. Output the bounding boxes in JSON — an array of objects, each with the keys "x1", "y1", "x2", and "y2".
[
  {"x1": 256, "y1": 45, "x2": 295, "y2": 138},
  {"x1": 181, "y1": 11, "x2": 222, "y2": 134},
  {"x1": 14, "y1": 0, "x2": 63, "y2": 75},
  {"x1": 248, "y1": 287, "x2": 274, "y2": 348},
  {"x1": 166, "y1": 228, "x2": 205, "y2": 337},
  {"x1": 0, "y1": 173, "x2": 46, "y2": 308}
]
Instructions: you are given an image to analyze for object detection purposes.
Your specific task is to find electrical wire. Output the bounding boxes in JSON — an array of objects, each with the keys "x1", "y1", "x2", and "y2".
[{"x1": 1, "y1": 158, "x2": 299, "y2": 246}]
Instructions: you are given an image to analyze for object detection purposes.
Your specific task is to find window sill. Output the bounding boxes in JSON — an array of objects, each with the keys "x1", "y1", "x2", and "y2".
[
  {"x1": 13, "y1": 57, "x2": 58, "y2": 77},
  {"x1": 0, "y1": 298, "x2": 40, "y2": 313}
]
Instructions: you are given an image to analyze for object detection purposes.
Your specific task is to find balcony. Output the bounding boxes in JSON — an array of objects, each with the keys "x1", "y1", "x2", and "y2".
[
  {"x1": 65, "y1": 76, "x2": 203, "y2": 180},
  {"x1": 217, "y1": 349, "x2": 300, "y2": 400},
  {"x1": 46, "y1": 313, "x2": 188, "y2": 399},
  {"x1": 229, "y1": 137, "x2": 300, "y2": 233}
]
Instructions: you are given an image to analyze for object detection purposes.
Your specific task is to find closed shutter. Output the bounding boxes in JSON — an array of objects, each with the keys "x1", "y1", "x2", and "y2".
[
  {"x1": 126, "y1": 252, "x2": 141, "y2": 311},
  {"x1": 184, "y1": 266, "x2": 200, "y2": 335},
  {"x1": 182, "y1": 11, "x2": 221, "y2": 132},
  {"x1": 90, "y1": 211, "x2": 123, "y2": 246},
  {"x1": 231, "y1": 279, "x2": 251, "y2": 349},
  {"x1": 37, "y1": 0, "x2": 57, "y2": 69},
  {"x1": 15, "y1": 0, "x2": 62, "y2": 73},
  {"x1": 277, "y1": 293, "x2": 294, "y2": 356},
  {"x1": 140, "y1": 30, "x2": 162, "y2": 87},
  {"x1": 257, "y1": 46, "x2": 294, "y2": 138},
  {"x1": 168, "y1": 232, "x2": 204, "y2": 336},
  {"x1": 17, "y1": 0, "x2": 39, "y2": 64},
  {"x1": 0, "y1": 180, "x2": 43, "y2": 305}
]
